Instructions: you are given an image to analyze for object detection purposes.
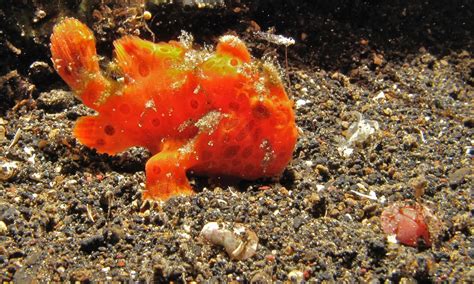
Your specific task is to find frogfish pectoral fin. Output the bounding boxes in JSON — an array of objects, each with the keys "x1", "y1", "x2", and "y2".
[
  {"x1": 142, "y1": 142, "x2": 195, "y2": 201},
  {"x1": 73, "y1": 116, "x2": 132, "y2": 155}
]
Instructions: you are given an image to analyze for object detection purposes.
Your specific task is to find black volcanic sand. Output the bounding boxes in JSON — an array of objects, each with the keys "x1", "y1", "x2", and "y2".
[{"x1": 0, "y1": 0, "x2": 472, "y2": 282}]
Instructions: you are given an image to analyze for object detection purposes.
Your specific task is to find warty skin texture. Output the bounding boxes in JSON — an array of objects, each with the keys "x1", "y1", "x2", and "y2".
[{"x1": 50, "y1": 18, "x2": 297, "y2": 201}]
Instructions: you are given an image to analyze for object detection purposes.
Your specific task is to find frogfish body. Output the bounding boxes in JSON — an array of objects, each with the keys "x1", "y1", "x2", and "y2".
[{"x1": 50, "y1": 18, "x2": 297, "y2": 201}]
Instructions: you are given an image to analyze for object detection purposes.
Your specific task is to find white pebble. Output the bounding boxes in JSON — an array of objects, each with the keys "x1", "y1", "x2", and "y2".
[
  {"x1": 295, "y1": 99, "x2": 307, "y2": 108},
  {"x1": 0, "y1": 221, "x2": 8, "y2": 235}
]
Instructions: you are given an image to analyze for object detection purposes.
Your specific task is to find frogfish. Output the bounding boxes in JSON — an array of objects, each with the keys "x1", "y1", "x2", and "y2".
[{"x1": 50, "y1": 18, "x2": 297, "y2": 201}]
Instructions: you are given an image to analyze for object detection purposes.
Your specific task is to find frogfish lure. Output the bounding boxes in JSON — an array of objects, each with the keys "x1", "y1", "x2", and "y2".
[{"x1": 50, "y1": 18, "x2": 297, "y2": 201}]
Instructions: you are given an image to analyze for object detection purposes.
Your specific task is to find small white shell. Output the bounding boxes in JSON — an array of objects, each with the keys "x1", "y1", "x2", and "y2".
[{"x1": 200, "y1": 222, "x2": 258, "y2": 260}]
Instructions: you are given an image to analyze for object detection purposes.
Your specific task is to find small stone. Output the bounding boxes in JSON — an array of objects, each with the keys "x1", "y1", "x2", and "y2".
[
  {"x1": 345, "y1": 197, "x2": 357, "y2": 207},
  {"x1": 372, "y1": 53, "x2": 383, "y2": 66},
  {"x1": 99, "y1": 190, "x2": 114, "y2": 211},
  {"x1": 383, "y1": 108, "x2": 393, "y2": 116},
  {"x1": 409, "y1": 175, "x2": 428, "y2": 198},
  {"x1": 402, "y1": 134, "x2": 418, "y2": 149},
  {"x1": 250, "y1": 271, "x2": 272, "y2": 284},
  {"x1": 363, "y1": 204, "x2": 379, "y2": 217},
  {"x1": 341, "y1": 121, "x2": 350, "y2": 129},
  {"x1": 9, "y1": 249, "x2": 25, "y2": 259},
  {"x1": 79, "y1": 234, "x2": 105, "y2": 253},
  {"x1": 293, "y1": 216, "x2": 305, "y2": 230},
  {"x1": 0, "y1": 159, "x2": 19, "y2": 182},
  {"x1": 329, "y1": 208, "x2": 340, "y2": 217},
  {"x1": 448, "y1": 167, "x2": 472, "y2": 186},
  {"x1": 37, "y1": 90, "x2": 76, "y2": 113},
  {"x1": 368, "y1": 239, "x2": 387, "y2": 258},
  {"x1": 439, "y1": 59, "x2": 449, "y2": 66},
  {"x1": 466, "y1": 146, "x2": 474, "y2": 158},
  {"x1": 295, "y1": 99, "x2": 307, "y2": 108},
  {"x1": 462, "y1": 117, "x2": 474, "y2": 128},
  {"x1": 28, "y1": 61, "x2": 53, "y2": 84},
  {"x1": 70, "y1": 269, "x2": 91, "y2": 282},
  {"x1": 117, "y1": 260, "x2": 126, "y2": 267},
  {"x1": 288, "y1": 270, "x2": 304, "y2": 283},
  {"x1": 283, "y1": 245, "x2": 294, "y2": 255},
  {"x1": 1, "y1": 207, "x2": 20, "y2": 225},
  {"x1": 104, "y1": 226, "x2": 124, "y2": 245},
  {"x1": 306, "y1": 193, "x2": 326, "y2": 218},
  {"x1": 0, "y1": 221, "x2": 7, "y2": 235},
  {"x1": 0, "y1": 126, "x2": 5, "y2": 142},
  {"x1": 315, "y1": 164, "x2": 330, "y2": 178},
  {"x1": 265, "y1": 254, "x2": 276, "y2": 263}
]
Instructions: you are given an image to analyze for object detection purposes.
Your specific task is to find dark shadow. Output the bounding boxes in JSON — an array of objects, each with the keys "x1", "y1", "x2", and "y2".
[
  {"x1": 0, "y1": 0, "x2": 472, "y2": 106},
  {"x1": 245, "y1": 0, "x2": 473, "y2": 70}
]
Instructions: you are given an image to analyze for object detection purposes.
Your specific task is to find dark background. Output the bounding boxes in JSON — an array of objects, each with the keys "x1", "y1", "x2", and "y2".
[{"x1": 0, "y1": 0, "x2": 472, "y2": 111}]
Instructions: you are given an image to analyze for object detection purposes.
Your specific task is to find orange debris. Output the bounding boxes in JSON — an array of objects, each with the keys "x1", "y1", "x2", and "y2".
[{"x1": 50, "y1": 18, "x2": 297, "y2": 201}]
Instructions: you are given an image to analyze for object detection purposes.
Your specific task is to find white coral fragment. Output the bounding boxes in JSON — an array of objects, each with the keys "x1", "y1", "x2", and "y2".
[
  {"x1": 338, "y1": 112, "x2": 380, "y2": 157},
  {"x1": 254, "y1": 31, "x2": 295, "y2": 47},
  {"x1": 200, "y1": 222, "x2": 258, "y2": 260}
]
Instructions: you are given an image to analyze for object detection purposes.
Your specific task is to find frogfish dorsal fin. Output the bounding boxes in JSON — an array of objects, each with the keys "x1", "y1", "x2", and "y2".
[
  {"x1": 113, "y1": 36, "x2": 186, "y2": 80},
  {"x1": 216, "y1": 35, "x2": 251, "y2": 63}
]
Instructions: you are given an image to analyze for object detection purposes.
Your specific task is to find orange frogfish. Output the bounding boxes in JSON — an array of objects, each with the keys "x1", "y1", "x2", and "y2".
[{"x1": 50, "y1": 18, "x2": 297, "y2": 201}]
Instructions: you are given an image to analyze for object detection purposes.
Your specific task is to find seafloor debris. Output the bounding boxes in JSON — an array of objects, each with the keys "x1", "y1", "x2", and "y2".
[
  {"x1": 0, "y1": 221, "x2": 7, "y2": 235},
  {"x1": 151, "y1": 0, "x2": 225, "y2": 8},
  {"x1": 381, "y1": 202, "x2": 441, "y2": 247},
  {"x1": 0, "y1": 118, "x2": 6, "y2": 141},
  {"x1": 0, "y1": 158, "x2": 19, "y2": 181},
  {"x1": 465, "y1": 146, "x2": 474, "y2": 158},
  {"x1": 200, "y1": 222, "x2": 258, "y2": 260},
  {"x1": 287, "y1": 270, "x2": 305, "y2": 283},
  {"x1": 254, "y1": 29, "x2": 296, "y2": 47},
  {"x1": 338, "y1": 112, "x2": 379, "y2": 157}
]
